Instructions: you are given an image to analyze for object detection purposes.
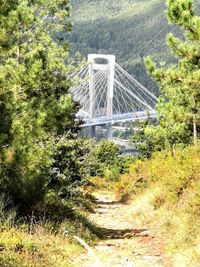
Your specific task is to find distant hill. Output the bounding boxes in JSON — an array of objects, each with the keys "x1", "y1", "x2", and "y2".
[{"x1": 67, "y1": 0, "x2": 199, "y2": 94}]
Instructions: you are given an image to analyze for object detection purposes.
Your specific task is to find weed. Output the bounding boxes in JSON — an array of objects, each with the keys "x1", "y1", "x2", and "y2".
[
  {"x1": 113, "y1": 144, "x2": 200, "y2": 264},
  {"x1": 0, "y1": 194, "x2": 16, "y2": 230}
]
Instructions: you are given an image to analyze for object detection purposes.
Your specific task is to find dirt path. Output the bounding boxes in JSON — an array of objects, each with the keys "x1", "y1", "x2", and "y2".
[{"x1": 73, "y1": 190, "x2": 169, "y2": 267}]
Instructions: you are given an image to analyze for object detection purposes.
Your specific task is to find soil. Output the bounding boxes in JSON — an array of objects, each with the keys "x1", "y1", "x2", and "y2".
[{"x1": 73, "y1": 190, "x2": 171, "y2": 267}]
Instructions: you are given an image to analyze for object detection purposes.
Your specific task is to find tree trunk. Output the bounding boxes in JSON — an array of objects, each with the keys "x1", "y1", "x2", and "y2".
[
  {"x1": 171, "y1": 143, "x2": 176, "y2": 157},
  {"x1": 193, "y1": 113, "x2": 197, "y2": 145}
]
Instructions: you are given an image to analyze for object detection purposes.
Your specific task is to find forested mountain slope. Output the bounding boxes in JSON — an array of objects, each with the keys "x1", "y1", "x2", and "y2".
[{"x1": 68, "y1": 0, "x2": 182, "y2": 93}]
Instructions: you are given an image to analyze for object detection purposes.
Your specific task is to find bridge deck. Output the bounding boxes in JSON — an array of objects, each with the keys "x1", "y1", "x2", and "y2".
[{"x1": 78, "y1": 110, "x2": 156, "y2": 127}]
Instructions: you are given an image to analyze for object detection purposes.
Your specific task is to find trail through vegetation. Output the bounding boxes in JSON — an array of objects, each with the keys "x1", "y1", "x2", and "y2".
[
  {"x1": 73, "y1": 190, "x2": 169, "y2": 267},
  {"x1": 1, "y1": 1, "x2": 200, "y2": 266}
]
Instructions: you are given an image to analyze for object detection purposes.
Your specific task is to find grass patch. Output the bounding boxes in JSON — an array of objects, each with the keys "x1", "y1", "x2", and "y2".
[
  {"x1": 113, "y1": 144, "x2": 200, "y2": 264},
  {"x1": 0, "y1": 227, "x2": 83, "y2": 267},
  {"x1": 0, "y1": 188, "x2": 102, "y2": 266}
]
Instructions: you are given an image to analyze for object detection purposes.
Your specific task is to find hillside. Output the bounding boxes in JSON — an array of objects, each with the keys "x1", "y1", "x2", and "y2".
[{"x1": 68, "y1": 0, "x2": 182, "y2": 93}]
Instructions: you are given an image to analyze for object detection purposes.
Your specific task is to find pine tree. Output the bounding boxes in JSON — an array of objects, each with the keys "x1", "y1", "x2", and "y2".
[
  {"x1": 0, "y1": 1, "x2": 82, "y2": 207},
  {"x1": 129, "y1": 118, "x2": 163, "y2": 159},
  {"x1": 145, "y1": 0, "x2": 200, "y2": 148}
]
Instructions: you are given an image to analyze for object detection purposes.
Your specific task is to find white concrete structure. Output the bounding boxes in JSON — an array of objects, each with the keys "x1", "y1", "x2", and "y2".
[
  {"x1": 88, "y1": 54, "x2": 116, "y2": 138},
  {"x1": 69, "y1": 54, "x2": 158, "y2": 139}
]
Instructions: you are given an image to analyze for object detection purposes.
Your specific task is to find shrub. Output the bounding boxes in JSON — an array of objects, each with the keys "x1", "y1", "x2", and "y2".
[
  {"x1": 47, "y1": 137, "x2": 93, "y2": 200},
  {"x1": 0, "y1": 195, "x2": 16, "y2": 230},
  {"x1": 104, "y1": 165, "x2": 121, "y2": 182},
  {"x1": 116, "y1": 143, "x2": 200, "y2": 208},
  {"x1": 91, "y1": 139, "x2": 134, "y2": 177}
]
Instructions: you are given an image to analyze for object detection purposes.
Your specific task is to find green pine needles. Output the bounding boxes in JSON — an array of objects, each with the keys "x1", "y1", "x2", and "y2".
[
  {"x1": 0, "y1": 1, "x2": 83, "y2": 208},
  {"x1": 144, "y1": 0, "x2": 200, "y2": 153}
]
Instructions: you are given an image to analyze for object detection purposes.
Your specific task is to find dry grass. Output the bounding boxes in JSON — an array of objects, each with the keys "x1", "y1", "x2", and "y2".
[
  {"x1": 111, "y1": 145, "x2": 200, "y2": 265},
  {"x1": 0, "y1": 226, "x2": 83, "y2": 267}
]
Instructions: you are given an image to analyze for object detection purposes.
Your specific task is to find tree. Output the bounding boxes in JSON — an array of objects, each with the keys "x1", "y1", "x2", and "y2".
[
  {"x1": 48, "y1": 137, "x2": 94, "y2": 199},
  {"x1": 145, "y1": 0, "x2": 200, "y2": 149},
  {"x1": 90, "y1": 140, "x2": 121, "y2": 176},
  {"x1": 129, "y1": 118, "x2": 163, "y2": 159},
  {"x1": 95, "y1": 140, "x2": 120, "y2": 167},
  {"x1": 0, "y1": 1, "x2": 82, "y2": 207}
]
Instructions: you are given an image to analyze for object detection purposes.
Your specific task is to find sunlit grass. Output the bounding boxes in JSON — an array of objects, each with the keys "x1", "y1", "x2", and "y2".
[
  {"x1": 0, "y1": 193, "x2": 99, "y2": 267},
  {"x1": 0, "y1": 227, "x2": 83, "y2": 267},
  {"x1": 112, "y1": 144, "x2": 200, "y2": 265}
]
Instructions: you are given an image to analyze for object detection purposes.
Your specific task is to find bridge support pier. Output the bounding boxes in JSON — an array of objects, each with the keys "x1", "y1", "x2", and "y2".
[
  {"x1": 106, "y1": 123, "x2": 112, "y2": 139},
  {"x1": 89, "y1": 125, "x2": 96, "y2": 138}
]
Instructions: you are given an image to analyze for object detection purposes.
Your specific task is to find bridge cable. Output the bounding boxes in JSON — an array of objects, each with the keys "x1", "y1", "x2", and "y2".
[
  {"x1": 115, "y1": 65, "x2": 156, "y2": 106},
  {"x1": 115, "y1": 63, "x2": 158, "y2": 101}
]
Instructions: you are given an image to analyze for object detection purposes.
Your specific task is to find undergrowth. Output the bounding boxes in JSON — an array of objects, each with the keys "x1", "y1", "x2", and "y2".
[
  {"x1": 114, "y1": 144, "x2": 200, "y2": 265},
  {"x1": 0, "y1": 189, "x2": 101, "y2": 267}
]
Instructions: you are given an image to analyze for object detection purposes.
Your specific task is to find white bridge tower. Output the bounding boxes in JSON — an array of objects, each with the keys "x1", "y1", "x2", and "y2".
[
  {"x1": 88, "y1": 54, "x2": 115, "y2": 139},
  {"x1": 69, "y1": 54, "x2": 158, "y2": 140}
]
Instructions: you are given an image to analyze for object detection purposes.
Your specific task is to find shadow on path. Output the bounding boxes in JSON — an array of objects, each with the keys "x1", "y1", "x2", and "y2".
[
  {"x1": 74, "y1": 191, "x2": 166, "y2": 267},
  {"x1": 91, "y1": 197, "x2": 149, "y2": 240},
  {"x1": 94, "y1": 226, "x2": 149, "y2": 239}
]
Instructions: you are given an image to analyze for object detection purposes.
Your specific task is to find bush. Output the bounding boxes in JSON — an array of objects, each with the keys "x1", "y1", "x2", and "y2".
[
  {"x1": 0, "y1": 141, "x2": 53, "y2": 208},
  {"x1": 147, "y1": 145, "x2": 200, "y2": 204},
  {"x1": 47, "y1": 137, "x2": 94, "y2": 200},
  {"x1": 127, "y1": 145, "x2": 200, "y2": 202},
  {"x1": 94, "y1": 140, "x2": 121, "y2": 166},
  {"x1": 90, "y1": 139, "x2": 135, "y2": 177},
  {"x1": 0, "y1": 195, "x2": 16, "y2": 230},
  {"x1": 104, "y1": 165, "x2": 121, "y2": 182},
  {"x1": 114, "y1": 143, "x2": 200, "y2": 262},
  {"x1": 114, "y1": 160, "x2": 148, "y2": 201}
]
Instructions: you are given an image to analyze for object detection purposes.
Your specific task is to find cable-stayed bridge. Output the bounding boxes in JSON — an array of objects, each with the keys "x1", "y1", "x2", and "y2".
[{"x1": 70, "y1": 54, "x2": 158, "y2": 138}]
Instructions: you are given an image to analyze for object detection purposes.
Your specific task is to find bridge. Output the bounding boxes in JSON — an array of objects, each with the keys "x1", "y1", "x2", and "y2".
[{"x1": 70, "y1": 54, "x2": 158, "y2": 138}]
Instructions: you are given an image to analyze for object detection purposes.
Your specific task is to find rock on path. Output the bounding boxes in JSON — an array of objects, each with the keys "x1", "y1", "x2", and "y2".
[{"x1": 73, "y1": 190, "x2": 169, "y2": 267}]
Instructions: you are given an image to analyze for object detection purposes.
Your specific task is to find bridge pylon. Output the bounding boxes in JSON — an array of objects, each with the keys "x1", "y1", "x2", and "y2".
[
  {"x1": 88, "y1": 54, "x2": 115, "y2": 139},
  {"x1": 70, "y1": 54, "x2": 158, "y2": 140}
]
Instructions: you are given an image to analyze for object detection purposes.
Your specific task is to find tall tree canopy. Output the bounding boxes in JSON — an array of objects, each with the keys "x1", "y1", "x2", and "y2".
[
  {"x1": 0, "y1": 0, "x2": 82, "y2": 206},
  {"x1": 145, "y1": 0, "x2": 200, "y2": 150}
]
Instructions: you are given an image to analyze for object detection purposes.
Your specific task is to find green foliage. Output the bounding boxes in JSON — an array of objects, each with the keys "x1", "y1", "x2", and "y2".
[
  {"x1": 115, "y1": 159, "x2": 149, "y2": 200},
  {"x1": 120, "y1": 144, "x2": 200, "y2": 208},
  {"x1": 115, "y1": 144, "x2": 200, "y2": 263},
  {"x1": 116, "y1": 144, "x2": 200, "y2": 247},
  {"x1": 90, "y1": 140, "x2": 134, "y2": 180},
  {"x1": 0, "y1": 1, "x2": 83, "y2": 208},
  {"x1": 90, "y1": 140, "x2": 117, "y2": 176},
  {"x1": 48, "y1": 137, "x2": 93, "y2": 199},
  {"x1": 145, "y1": 0, "x2": 200, "y2": 149},
  {"x1": 0, "y1": 226, "x2": 83, "y2": 267},
  {"x1": 94, "y1": 140, "x2": 120, "y2": 168},
  {"x1": 129, "y1": 117, "x2": 162, "y2": 159},
  {"x1": 68, "y1": 0, "x2": 181, "y2": 94},
  {"x1": 103, "y1": 165, "x2": 121, "y2": 182},
  {"x1": 91, "y1": 140, "x2": 120, "y2": 177},
  {"x1": 113, "y1": 128, "x2": 134, "y2": 139},
  {"x1": 0, "y1": 195, "x2": 16, "y2": 230},
  {"x1": 148, "y1": 147, "x2": 200, "y2": 205}
]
